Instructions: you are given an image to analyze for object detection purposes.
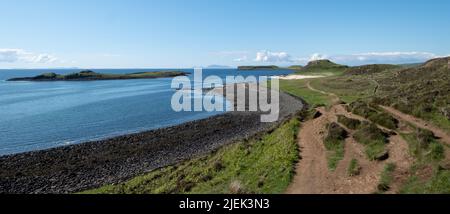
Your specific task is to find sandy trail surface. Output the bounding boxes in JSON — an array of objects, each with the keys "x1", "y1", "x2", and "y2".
[
  {"x1": 286, "y1": 106, "x2": 384, "y2": 194},
  {"x1": 380, "y1": 106, "x2": 450, "y2": 144}
]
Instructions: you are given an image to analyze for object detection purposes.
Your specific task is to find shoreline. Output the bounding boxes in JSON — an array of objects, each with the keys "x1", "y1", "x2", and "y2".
[{"x1": 0, "y1": 85, "x2": 305, "y2": 194}]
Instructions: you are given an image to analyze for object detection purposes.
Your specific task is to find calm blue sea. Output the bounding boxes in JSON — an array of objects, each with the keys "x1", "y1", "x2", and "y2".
[{"x1": 0, "y1": 68, "x2": 293, "y2": 156}]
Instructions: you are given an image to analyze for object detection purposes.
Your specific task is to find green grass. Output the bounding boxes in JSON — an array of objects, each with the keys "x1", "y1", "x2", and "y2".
[
  {"x1": 401, "y1": 130, "x2": 445, "y2": 162},
  {"x1": 365, "y1": 142, "x2": 388, "y2": 161},
  {"x1": 345, "y1": 64, "x2": 401, "y2": 76},
  {"x1": 309, "y1": 77, "x2": 377, "y2": 103},
  {"x1": 353, "y1": 123, "x2": 389, "y2": 161},
  {"x1": 287, "y1": 65, "x2": 303, "y2": 70},
  {"x1": 337, "y1": 115, "x2": 362, "y2": 130},
  {"x1": 288, "y1": 58, "x2": 450, "y2": 134},
  {"x1": 295, "y1": 59, "x2": 348, "y2": 76},
  {"x1": 377, "y1": 163, "x2": 396, "y2": 192},
  {"x1": 279, "y1": 79, "x2": 333, "y2": 107},
  {"x1": 323, "y1": 123, "x2": 347, "y2": 170},
  {"x1": 348, "y1": 101, "x2": 398, "y2": 130},
  {"x1": 398, "y1": 125, "x2": 448, "y2": 193},
  {"x1": 347, "y1": 159, "x2": 361, "y2": 176},
  {"x1": 295, "y1": 70, "x2": 345, "y2": 77},
  {"x1": 324, "y1": 141, "x2": 345, "y2": 171},
  {"x1": 81, "y1": 118, "x2": 301, "y2": 194},
  {"x1": 400, "y1": 169, "x2": 450, "y2": 194},
  {"x1": 348, "y1": 101, "x2": 378, "y2": 118},
  {"x1": 367, "y1": 112, "x2": 398, "y2": 130},
  {"x1": 421, "y1": 112, "x2": 450, "y2": 134}
]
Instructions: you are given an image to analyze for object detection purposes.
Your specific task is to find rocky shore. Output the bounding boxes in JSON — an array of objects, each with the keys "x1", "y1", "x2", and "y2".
[{"x1": 0, "y1": 85, "x2": 305, "y2": 194}]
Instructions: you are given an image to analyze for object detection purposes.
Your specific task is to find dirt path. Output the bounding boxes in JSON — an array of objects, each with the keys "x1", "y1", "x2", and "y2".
[
  {"x1": 380, "y1": 106, "x2": 450, "y2": 144},
  {"x1": 286, "y1": 82, "x2": 418, "y2": 194},
  {"x1": 285, "y1": 112, "x2": 331, "y2": 194},
  {"x1": 385, "y1": 135, "x2": 414, "y2": 193},
  {"x1": 286, "y1": 106, "x2": 383, "y2": 194}
]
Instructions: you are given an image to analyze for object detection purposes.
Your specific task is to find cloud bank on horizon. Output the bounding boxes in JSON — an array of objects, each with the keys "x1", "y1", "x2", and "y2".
[
  {"x1": 231, "y1": 50, "x2": 448, "y2": 66},
  {"x1": 0, "y1": 49, "x2": 58, "y2": 64},
  {"x1": 1, "y1": 48, "x2": 447, "y2": 68}
]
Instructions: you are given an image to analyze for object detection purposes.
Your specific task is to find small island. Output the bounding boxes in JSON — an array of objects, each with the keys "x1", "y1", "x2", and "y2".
[
  {"x1": 237, "y1": 65, "x2": 280, "y2": 70},
  {"x1": 287, "y1": 65, "x2": 303, "y2": 70},
  {"x1": 7, "y1": 70, "x2": 190, "y2": 81}
]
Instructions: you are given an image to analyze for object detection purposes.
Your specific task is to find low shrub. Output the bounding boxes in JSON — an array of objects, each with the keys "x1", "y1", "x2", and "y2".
[
  {"x1": 337, "y1": 115, "x2": 362, "y2": 130},
  {"x1": 378, "y1": 163, "x2": 396, "y2": 192},
  {"x1": 324, "y1": 123, "x2": 348, "y2": 170},
  {"x1": 347, "y1": 159, "x2": 361, "y2": 176},
  {"x1": 354, "y1": 123, "x2": 389, "y2": 160},
  {"x1": 368, "y1": 112, "x2": 399, "y2": 130}
]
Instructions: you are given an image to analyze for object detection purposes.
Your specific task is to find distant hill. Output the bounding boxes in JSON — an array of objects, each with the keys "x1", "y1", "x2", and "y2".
[
  {"x1": 295, "y1": 59, "x2": 348, "y2": 74},
  {"x1": 237, "y1": 65, "x2": 280, "y2": 70},
  {"x1": 287, "y1": 65, "x2": 303, "y2": 70},
  {"x1": 345, "y1": 64, "x2": 401, "y2": 75},
  {"x1": 206, "y1": 65, "x2": 232, "y2": 69},
  {"x1": 397, "y1": 62, "x2": 424, "y2": 68}
]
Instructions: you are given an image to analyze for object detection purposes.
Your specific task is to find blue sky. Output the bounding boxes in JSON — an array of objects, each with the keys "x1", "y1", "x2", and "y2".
[{"x1": 0, "y1": 0, "x2": 449, "y2": 68}]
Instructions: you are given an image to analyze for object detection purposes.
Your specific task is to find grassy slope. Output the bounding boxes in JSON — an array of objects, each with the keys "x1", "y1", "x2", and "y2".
[
  {"x1": 279, "y1": 58, "x2": 450, "y2": 193},
  {"x1": 400, "y1": 131, "x2": 449, "y2": 194},
  {"x1": 294, "y1": 59, "x2": 348, "y2": 76},
  {"x1": 82, "y1": 118, "x2": 300, "y2": 194},
  {"x1": 372, "y1": 58, "x2": 450, "y2": 132},
  {"x1": 323, "y1": 123, "x2": 347, "y2": 170},
  {"x1": 309, "y1": 76, "x2": 377, "y2": 103},
  {"x1": 290, "y1": 58, "x2": 450, "y2": 132},
  {"x1": 279, "y1": 79, "x2": 333, "y2": 107}
]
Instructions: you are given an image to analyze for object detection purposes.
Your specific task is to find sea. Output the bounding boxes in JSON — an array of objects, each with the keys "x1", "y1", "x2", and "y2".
[{"x1": 0, "y1": 68, "x2": 294, "y2": 156}]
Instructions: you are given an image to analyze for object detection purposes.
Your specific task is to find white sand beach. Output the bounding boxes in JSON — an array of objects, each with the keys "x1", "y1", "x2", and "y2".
[{"x1": 272, "y1": 75, "x2": 325, "y2": 80}]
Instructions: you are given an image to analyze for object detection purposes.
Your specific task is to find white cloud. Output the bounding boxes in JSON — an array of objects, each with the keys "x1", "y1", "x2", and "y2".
[
  {"x1": 291, "y1": 52, "x2": 444, "y2": 65},
  {"x1": 233, "y1": 56, "x2": 248, "y2": 62},
  {"x1": 292, "y1": 53, "x2": 328, "y2": 64},
  {"x1": 330, "y1": 52, "x2": 440, "y2": 65},
  {"x1": 0, "y1": 49, "x2": 58, "y2": 63},
  {"x1": 309, "y1": 53, "x2": 328, "y2": 61},
  {"x1": 254, "y1": 50, "x2": 293, "y2": 62}
]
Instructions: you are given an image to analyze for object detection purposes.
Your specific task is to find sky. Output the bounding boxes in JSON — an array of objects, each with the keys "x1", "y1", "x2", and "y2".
[{"x1": 0, "y1": 0, "x2": 449, "y2": 68}]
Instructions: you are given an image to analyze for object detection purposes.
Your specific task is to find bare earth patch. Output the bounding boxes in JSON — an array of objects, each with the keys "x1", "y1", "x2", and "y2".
[
  {"x1": 286, "y1": 104, "x2": 415, "y2": 194},
  {"x1": 286, "y1": 106, "x2": 383, "y2": 194},
  {"x1": 381, "y1": 106, "x2": 450, "y2": 145}
]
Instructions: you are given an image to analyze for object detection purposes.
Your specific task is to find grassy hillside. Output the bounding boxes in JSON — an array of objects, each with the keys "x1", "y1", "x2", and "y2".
[
  {"x1": 81, "y1": 117, "x2": 301, "y2": 194},
  {"x1": 295, "y1": 59, "x2": 348, "y2": 75},
  {"x1": 372, "y1": 57, "x2": 450, "y2": 132},
  {"x1": 287, "y1": 65, "x2": 303, "y2": 70},
  {"x1": 278, "y1": 57, "x2": 450, "y2": 194},
  {"x1": 290, "y1": 57, "x2": 450, "y2": 131},
  {"x1": 345, "y1": 64, "x2": 401, "y2": 75},
  {"x1": 279, "y1": 79, "x2": 333, "y2": 107}
]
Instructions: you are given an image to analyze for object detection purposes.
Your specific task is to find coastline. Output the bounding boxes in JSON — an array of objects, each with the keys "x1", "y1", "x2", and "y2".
[{"x1": 0, "y1": 85, "x2": 305, "y2": 194}]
